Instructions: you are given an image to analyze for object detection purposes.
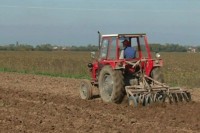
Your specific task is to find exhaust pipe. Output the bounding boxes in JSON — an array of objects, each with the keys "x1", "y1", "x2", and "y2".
[{"x1": 98, "y1": 31, "x2": 101, "y2": 50}]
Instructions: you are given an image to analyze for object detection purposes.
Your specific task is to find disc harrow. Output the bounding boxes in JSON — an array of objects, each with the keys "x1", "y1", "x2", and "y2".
[{"x1": 126, "y1": 74, "x2": 191, "y2": 107}]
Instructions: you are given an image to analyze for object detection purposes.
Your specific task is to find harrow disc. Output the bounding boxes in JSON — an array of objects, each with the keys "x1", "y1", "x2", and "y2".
[
  {"x1": 171, "y1": 93, "x2": 178, "y2": 103},
  {"x1": 128, "y1": 96, "x2": 138, "y2": 107},
  {"x1": 129, "y1": 93, "x2": 154, "y2": 107},
  {"x1": 142, "y1": 95, "x2": 149, "y2": 106},
  {"x1": 184, "y1": 91, "x2": 192, "y2": 102},
  {"x1": 145, "y1": 94, "x2": 153, "y2": 106},
  {"x1": 138, "y1": 94, "x2": 145, "y2": 105},
  {"x1": 166, "y1": 91, "x2": 192, "y2": 104},
  {"x1": 153, "y1": 92, "x2": 165, "y2": 103},
  {"x1": 164, "y1": 93, "x2": 172, "y2": 104},
  {"x1": 177, "y1": 93, "x2": 183, "y2": 102}
]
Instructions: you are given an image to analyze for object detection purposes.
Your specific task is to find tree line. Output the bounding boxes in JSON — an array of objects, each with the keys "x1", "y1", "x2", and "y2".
[
  {"x1": 149, "y1": 43, "x2": 188, "y2": 52},
  {"x1": 0, "y1": 43, "x2": 199, "y2": 52}
]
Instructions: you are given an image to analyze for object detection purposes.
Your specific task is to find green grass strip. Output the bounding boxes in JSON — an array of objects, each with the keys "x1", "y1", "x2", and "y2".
[{"x1": 0, "y1": 67, "x2": 90, "y2": 79}]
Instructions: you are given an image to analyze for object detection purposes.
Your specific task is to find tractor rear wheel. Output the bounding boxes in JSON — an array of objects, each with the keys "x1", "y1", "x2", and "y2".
[
  {"x1": 98, "y1": 66, "x2": 124, "y2": 103},
  {"x1": 79, "y1": 79, "x2": 93, "y2": 100}
]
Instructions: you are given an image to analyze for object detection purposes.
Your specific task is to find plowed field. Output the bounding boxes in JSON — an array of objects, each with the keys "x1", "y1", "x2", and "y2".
[{"x1": 0, "y1": 72, "x2": 200, "y2": 133}]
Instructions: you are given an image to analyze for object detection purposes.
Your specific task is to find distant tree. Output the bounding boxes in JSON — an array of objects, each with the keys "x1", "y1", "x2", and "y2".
[
  {"x1": 150, "y1": 43, "x2": 187, "y2": 52},
  {"x1": 0, "y1": 42, "x2": 191, "y2": 52},
  {"x1": 196, "y1": 46, "x2": 200, "y2": 52},
  {"x1": 15, "y1": 44, "x2": 34, "y2": 51},
  {"x1": 8, "y1": 44, "x2": 15, "y2": 51},
  {"x1": 35, "y1": 44, "x2": 53, "y2": 51},
  {"x1": 68, "y1": 44, "x2": 98, "y2": 51},
  {"x1": 0, "y1": 46, "x2": 7, "y2": 50},
  {"x1": 87, "y1": 44, "x2": 98, "y2": 51}
]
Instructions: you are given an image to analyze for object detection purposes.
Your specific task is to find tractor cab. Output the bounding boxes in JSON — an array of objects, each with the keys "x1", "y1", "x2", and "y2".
[
  {"x1": 97, "y1": 34, "x2": 158, "y2": 76},
  {"x1": 99, "y1": 34, "x2": 151, "y2": 61},
  {"x1": 88, "y1": 33, "x2": 163, "y2": 85}
]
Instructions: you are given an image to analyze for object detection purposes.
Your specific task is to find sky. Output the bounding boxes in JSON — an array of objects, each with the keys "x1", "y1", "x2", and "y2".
[{"x1": 0, "y1": 0, "x2": 199, "y2": 46}]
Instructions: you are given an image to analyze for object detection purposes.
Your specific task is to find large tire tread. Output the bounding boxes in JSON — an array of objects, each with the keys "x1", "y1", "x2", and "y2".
[
  {"x1": 99, "y1": 66, "x2": 124, "y2": 103},
  {"x1": 112, "y1": 70, "x2": 124, "y2": 103}
]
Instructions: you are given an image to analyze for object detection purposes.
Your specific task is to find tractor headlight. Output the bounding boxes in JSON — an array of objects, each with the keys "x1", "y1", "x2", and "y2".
[
  {"x1": 88, "y1": 63, "x2": 93, "y2": 68},
  {"x1": 156, "y1": 52, "x2": 161, "y2": 58}
]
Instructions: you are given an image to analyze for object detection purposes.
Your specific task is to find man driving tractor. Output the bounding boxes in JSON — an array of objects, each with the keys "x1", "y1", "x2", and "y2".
[{"x1": 119, "y1": 39, "x2": 136, "y2": 59}]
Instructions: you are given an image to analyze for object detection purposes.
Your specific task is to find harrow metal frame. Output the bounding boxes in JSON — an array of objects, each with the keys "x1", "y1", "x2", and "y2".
[{"x1": 124, "y1": 60, "x2": 191, "y2": 106}]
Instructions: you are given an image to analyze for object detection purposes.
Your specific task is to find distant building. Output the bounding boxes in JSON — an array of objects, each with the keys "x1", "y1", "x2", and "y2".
[
  {"x1": 62, "y1": 46, "x2": 71, "y2": 51},
  {"x1": 53, "y1": 46, "x2": 58, "y2": 50},
  {"x1": 187, "y1": 47, "x2": 197, "y2": 53},
  {"x1": 52, "y1": 46, "x2": 70, "y2": 51}
]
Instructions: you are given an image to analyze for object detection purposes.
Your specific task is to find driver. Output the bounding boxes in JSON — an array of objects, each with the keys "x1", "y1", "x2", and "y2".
[{"x1": 119, "y1": 39, "x2": 136, "y2": 59}]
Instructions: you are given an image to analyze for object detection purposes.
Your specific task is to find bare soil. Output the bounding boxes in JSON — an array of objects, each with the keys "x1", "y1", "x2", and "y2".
[{"x1": 0, "y1": 72, "x2": 200, "y2": 133}]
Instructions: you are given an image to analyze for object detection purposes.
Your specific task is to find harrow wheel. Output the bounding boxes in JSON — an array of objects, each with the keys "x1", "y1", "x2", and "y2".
[{"x1": 79, "y1": 79, "x2": 93, "y2": 100}]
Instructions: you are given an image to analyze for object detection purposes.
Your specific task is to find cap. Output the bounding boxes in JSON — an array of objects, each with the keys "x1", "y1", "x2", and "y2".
[
  {"x1": 122, "y1": 39, "x2": 129, "y2": 43},
  {"x1": 122, "y1": 39, "x2": 130, "y2": 46}
]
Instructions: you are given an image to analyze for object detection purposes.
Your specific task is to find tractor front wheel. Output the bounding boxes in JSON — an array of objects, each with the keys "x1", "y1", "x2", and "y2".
[
  {"x1": 98, "y1": 66, "x2": 124, "y2": 103},
  {"x1": 151, "y1": 67, "x2": 164, "y2": 83},
  {"x1": 79, "y1": 79, "x2": 93, "y2": 100}
]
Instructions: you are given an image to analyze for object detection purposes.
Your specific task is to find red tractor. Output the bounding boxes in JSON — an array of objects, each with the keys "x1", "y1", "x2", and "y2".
[{"x1": 80, "y1": 32, "x2": 191, "y2": 106}]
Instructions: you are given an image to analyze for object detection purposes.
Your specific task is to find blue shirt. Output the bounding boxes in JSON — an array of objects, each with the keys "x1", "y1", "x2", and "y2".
[{"x1": 124, "y1": 47, "x2": 136, "y2": 59}]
